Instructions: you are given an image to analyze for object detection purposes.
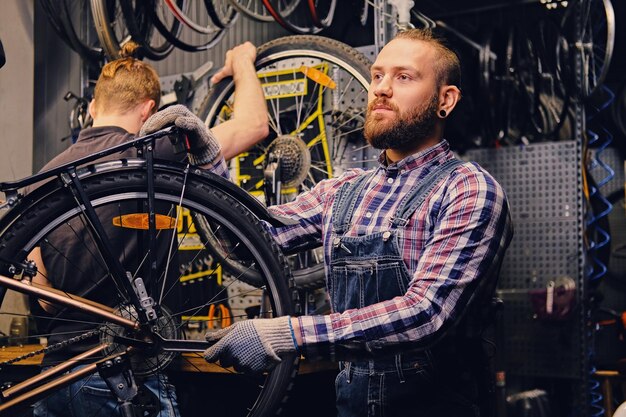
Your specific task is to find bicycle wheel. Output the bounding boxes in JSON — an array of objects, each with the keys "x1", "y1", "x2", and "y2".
[
  {"x1": 119, "y1": 0, "x2": 181, "y2": 61},
  {"x1": 148, "y1": 0, "x2": 227, "y2": 52},
  {"x1": 204, "y1": 0, "x2": 240, "y2": 29},
  {"x1": 40, "y1": 0, "x2": 104, "y2": 63},
  {"x1": 0, "y1": 160, "x2": 296, "y2": 417},
  {"x1": 307, "y1": 0, "x2": 337, "y2": 28},
  {"x1": 164, "y1": 0, "x2": 223, "y2": 34},
  {"x1": 561, "y1": 0, "x2": 615, "y2": 100},
  {"x1": 262, "y1": 0, "x2": 322, "y2": 34},
  {"x1": 480, "y1": 26, "x2": 528, "y2": 146},
  {"x1": 228, "y1": 0, "x2": 277, "y2": 22},
  {"x1": 522, "y1": 18, "x2": 571, "y2": 139},
  {"x1": 198, "y1": 35, "x2": 373, "y2": 289},
  {"x1": 580, "y1": 0, "x2": 615, "y2": 100},
  {"x1": 91, "y1": 0, "x2": 142, "y2": 60}
]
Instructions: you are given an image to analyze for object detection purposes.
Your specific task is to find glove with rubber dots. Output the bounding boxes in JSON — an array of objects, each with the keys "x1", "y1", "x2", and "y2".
[
  {"x1": 139, "y1": 104, "x2": 221, "y2": 166},
  {"x1": 204, "y1": 316, "x2": 298, "y2": 373}
]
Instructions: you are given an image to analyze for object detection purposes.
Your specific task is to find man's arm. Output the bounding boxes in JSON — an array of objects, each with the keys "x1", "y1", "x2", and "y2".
[{"x1": 209, "y1": 42, "x2": 269, "y2": 161}]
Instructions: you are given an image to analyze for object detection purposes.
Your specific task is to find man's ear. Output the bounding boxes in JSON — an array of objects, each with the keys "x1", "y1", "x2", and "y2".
[
  {"x1": 140, "y1": 100, "x2": 157, "y2": 123},
  {"x1": 438, "y1": 85, "x2": 461, "y2": 118},
  {"x1": 88, "y1": 99, "x2": 98, "y2": 119}
]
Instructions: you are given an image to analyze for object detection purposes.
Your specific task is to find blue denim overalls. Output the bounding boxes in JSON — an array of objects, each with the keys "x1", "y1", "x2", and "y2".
[{"x1": 330, "y1": 159, "x2": 479, "y2": 417}]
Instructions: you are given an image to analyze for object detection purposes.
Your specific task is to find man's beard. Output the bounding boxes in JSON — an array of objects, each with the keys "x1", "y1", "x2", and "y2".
[{"x1": 363, "y1": 94, "x2": 439, "y2": 152}]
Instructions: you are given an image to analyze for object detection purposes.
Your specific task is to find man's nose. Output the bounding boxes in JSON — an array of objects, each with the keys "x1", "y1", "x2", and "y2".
[{"x1": 373, "y1": 76, "x2": 392, "y2": 97}]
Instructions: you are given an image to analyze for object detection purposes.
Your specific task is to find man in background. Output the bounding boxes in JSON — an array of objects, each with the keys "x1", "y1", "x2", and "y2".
[{"x1": 31, "y1": 40, "x2": 267, "y2": 417}]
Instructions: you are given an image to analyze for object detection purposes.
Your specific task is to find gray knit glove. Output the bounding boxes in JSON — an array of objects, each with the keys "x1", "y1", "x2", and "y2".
[
  {"x1": 139, "y1": 104, "x2": 221, "y2": 166},
  {"x1": 204, "y1": 316, "x2": 297, "y2": 373}
]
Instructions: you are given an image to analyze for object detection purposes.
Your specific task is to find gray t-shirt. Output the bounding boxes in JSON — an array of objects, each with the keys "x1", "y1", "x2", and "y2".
[{"x1": 35, "y1": 126, "x2": 183, "y2": 366}]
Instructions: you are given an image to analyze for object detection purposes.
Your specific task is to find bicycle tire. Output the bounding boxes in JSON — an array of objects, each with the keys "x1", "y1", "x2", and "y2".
[
  {"x1": 307, "y1": 0, "x2": 337, "y2": 28},
  {"x1": 91, "y1": 0, "x2": 134, "y2": 60},
  {"x1": 39, "y1": 0, "x2": 73, "y2": 49},
  {"x1": 0, "y1": 160, "x2": 297, "y2": 417},
  {"x1": 197, "y1": 35, "x2": 372, "y2": 290},
  {"x1": 40, "y1": 0, "x2": 104, "y2": 63},
  {"x1": 262, "y1": 0, "x2": 322, "y2": 34},
  {"x1": 581, "y1": 0, "x2": 615, "y2": 100},
  {"x1": 204, "y1": 0, "x2": 240, "y2": 29},
  {"x1": 164, "y1": 0, "x2": 221, "y2": 35},
  {"x1": 228, "y1": 0, "x2": 276, "y2": 22},
  {"x1": 523, "y1": 19, "x2": 571, "y2": 139},
  {"x1": 479, "y1": 25, "x2": 535, "y2": 146},
  {"x1": 119, "y1": 0, "x2": 181, "y2": 61},
  {"x1": 148, "y1": 0, "x2": 227, "y2": 53},
  {"x1": 561, "y1": 0, "x2": 615, "y2": 100}
]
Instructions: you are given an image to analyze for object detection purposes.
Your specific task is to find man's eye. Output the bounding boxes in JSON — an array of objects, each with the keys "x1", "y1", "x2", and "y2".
[{"x1": 398, "y1": 74, "x2": 410, "y2": 80}]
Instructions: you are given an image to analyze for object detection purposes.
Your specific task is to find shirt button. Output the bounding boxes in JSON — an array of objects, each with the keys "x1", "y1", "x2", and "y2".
[
  {"x1": 365, "y1": 212, "x2": 372, "y2": 218},
  {"x1": 387, "y1": 177, "x2": 394, "y2": 184}
]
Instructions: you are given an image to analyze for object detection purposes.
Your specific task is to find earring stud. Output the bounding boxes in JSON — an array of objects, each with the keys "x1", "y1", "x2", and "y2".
[{"x1": 439, "y1": 109, "x2": 447, "y2": 118}]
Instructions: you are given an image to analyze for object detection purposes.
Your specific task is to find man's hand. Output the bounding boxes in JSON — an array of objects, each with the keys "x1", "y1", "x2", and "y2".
[
  {"x1": 139, "y1": 104, "x2": 221, "y2": 166},
  {"x1": 211, "y1": 42, "x2": 257, "y2": 85},
  {"x1": 204, "y1": 316, "x2": 297, "y2": 373}
]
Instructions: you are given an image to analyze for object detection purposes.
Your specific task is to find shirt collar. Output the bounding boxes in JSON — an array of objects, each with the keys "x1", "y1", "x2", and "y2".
[
  {"x1": 377, "y1": 140, "x2": 452, "y2": 173},
  {"x1": 76, "y1": 126, "x2": 132, "y2": 143}
]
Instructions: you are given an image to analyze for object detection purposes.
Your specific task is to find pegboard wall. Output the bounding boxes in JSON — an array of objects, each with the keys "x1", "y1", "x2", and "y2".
[{"x1": 467, "y1": 141, "x2": 585, "y2": 378}]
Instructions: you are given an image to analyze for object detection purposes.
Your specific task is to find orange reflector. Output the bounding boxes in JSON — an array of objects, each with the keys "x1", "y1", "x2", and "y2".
[
  {"x1": 299, "y1": 66, "x2": 336, "y2": 89},
  {"x1": 112, "y1": 214, "x2": 177, "y2": 230}
]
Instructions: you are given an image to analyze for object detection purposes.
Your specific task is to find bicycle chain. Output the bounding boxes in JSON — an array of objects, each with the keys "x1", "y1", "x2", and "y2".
[{"x1": 0, "y1": 328, "x2": 102, "y2": 367}]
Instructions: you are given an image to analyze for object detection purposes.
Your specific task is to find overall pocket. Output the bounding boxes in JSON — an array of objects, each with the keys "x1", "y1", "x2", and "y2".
[{"x1": 372, "y1": 260, "x2": 412, "y2": 303}]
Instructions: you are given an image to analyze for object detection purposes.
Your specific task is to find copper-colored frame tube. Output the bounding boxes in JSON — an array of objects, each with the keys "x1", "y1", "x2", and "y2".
[
  {"x1": 0, "y1": 275, "x2": 141, "y2": 414},
  {"x1": 2, "y1": 344, "x2": 110, "y2": 399},
  {"x1": 0, "y1": 275, "x2": 138, "y2": 329},
  {"x1": 0, "y1": 348, "x2": 131, "y2": 415}
]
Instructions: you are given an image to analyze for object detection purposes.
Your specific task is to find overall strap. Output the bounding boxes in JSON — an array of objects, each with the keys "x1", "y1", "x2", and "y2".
[
  {"x1": 391, "y1": 158, "x2": 464, "y2": 228},
  {"x1": 331, "y1": 170, "x2": 378, "y2": 235}
]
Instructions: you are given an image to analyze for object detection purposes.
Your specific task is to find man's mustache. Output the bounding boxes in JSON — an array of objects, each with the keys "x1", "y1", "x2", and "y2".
[{"x1": 367, "y1": 99, "x2": 399, "y2": 114}]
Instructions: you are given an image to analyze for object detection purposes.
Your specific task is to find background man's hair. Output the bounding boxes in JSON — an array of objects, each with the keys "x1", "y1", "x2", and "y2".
[
  {"x1": 394, "y1": 28, "x2": 461, "y2": 89},
  {"x1": 93, "y1": 42, "x2": 161, "y2": 114}
]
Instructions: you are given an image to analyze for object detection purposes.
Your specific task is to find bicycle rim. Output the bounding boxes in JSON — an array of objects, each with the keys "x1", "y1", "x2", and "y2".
[
  {"x1": 198, "y1": 35, "x2": 373, "y2": 289},
  {"x1": 561, "y1": 0, "x2": 615, "y2": 100},
  {"x1": 262, "y1": 0, "x2": 322, "y2": 34},
  {"x1": 148, "y1": 0, "x2": 227, "y2": 52},
  {"x1": 91, "y1": 0, "x2": 136, "y2": 60},
  {"x1": 164, "y1": 0, "x2": 221, "y2": 35},
  {"x1": 119, "y1": 0, "x2": 180, "y2": 61},
  {"x1": 46, "y1": 0, "x2": 104, "y2": 63},
  {"x1": 204, "y1": 0, "x2": 240, "y2": 29},
  {"x1": 0, "y1": 160, "x2": 296, "y2": 417},
  {"x1": 228, "y1": 0, "x2": 276, "y2": 22},
  {"x1": 580, "y1": 0, "x2": 615, "y2": 99},
  {"x1": 307, "y1": 0, "x2": 337, "y2": 28}
]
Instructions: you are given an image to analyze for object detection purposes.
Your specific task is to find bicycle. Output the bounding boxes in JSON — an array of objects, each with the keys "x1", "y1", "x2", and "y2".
[{"x1": 0, "y1": 126, "x2": 297, "y2": 416}]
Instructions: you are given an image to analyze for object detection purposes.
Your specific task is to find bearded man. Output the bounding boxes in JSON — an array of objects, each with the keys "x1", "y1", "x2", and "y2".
[{"x1": 142, "y1": 28, "x2": 514, "y2": 417}]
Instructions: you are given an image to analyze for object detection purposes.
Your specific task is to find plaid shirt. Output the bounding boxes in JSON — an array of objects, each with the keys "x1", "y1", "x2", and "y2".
[{"x1": 264, "y1": 140, "x2": 513, "y2": 359}]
